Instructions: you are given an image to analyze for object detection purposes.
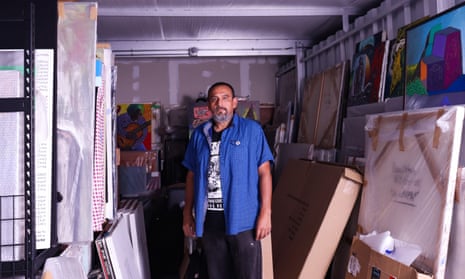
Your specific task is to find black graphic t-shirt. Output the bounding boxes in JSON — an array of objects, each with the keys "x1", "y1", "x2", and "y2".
[{"x1": 207, "y1": 129, "x2": 223, "y2": 210}]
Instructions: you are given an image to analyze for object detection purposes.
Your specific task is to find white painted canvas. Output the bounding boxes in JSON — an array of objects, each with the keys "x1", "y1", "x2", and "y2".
[
  {"x1": 56, "y1": 2, "x2": 97, "y2": 243},
  {"x1": 360, "y1": 106, "x2": 464, "y2": 279}
]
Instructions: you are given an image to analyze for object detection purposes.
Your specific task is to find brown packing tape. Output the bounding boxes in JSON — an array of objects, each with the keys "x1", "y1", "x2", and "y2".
[
  {"x1": 42, "y1": 271, "x2": 53, "y2": 279},
  {"x1": 432, "y1": 108, "x2": 445, "y2": 148},
  {"x1": 90, "y1": 5, "x2": 97, "y2": 20},
  {"x1": 58, "y1": 2, "x2": 65, "y2": 19},
  {"x1": 97, "y1": 43, "x2": 112, "y2": 49},
  {"x1": 368, "y1": 115, "x2": 382, "y2": 151},
  {"x1": 455, "y1": 167, "x2": 462, "y2": 202},
  {"x1": 357, "y1": 224, "x2": 365, "y2": 234},
  {"x1": 398, "y1": 112, "x2": 408, "y2": 151}
]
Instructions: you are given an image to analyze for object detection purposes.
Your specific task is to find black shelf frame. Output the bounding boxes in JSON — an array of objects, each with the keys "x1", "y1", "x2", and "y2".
[{"x1": 0, "y1": 1, "x2": 59, "y2": 278}]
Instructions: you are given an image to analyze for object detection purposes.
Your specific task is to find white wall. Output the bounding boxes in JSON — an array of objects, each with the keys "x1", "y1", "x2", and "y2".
[{"x1": 114, "y1": 56, "x2": 281, "y2": 107}]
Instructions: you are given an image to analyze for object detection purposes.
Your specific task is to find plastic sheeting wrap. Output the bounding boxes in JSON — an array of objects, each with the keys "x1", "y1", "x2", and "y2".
[
  {"x1": 359, "y1": 106, "x2": 464, "y2": 279},
  {"x1": 56, "y1": 2, "x2": 97, "y2": 243},
  {"x1": 42, "y1": 256, "x2": 87, "y2": 279},
  {"x1": 445, "y1": 167, "x2": 465, "y2": 279}
]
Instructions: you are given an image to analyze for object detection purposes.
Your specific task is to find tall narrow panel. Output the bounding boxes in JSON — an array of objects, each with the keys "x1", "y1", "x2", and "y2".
[
  {"x1": 57, "y1": 2, "x2": 97, "y2": 242},
  {"x1": 314, "y1": 61, "x2": 348, "y2": 149},
  {"x1": 297, "y1": 72, "x2": 323, "y2": 144},
  {"x1": 34, "y1": 49, "x2": 54, "y2": 250}
]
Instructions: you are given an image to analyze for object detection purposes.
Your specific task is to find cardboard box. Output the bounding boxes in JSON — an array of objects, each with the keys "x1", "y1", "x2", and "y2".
[
  {"x1": 262, "y1": 235, "x2": 274, "y2": 279},
  {"x1": 119, "y1": 150, "x2": 159, "y2": 172},
  {"x1": 271, "y1": 159, "x2": 362, "y2": 279},
  {"x1": 345, "y1": 238, "x2": 433, "y2": 279}
]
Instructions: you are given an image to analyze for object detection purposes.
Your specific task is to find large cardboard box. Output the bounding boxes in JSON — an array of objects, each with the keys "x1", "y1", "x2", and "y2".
[
  {"x1": 272, "y1": 159, "x2": 362, "y2": 279},
  {"x1": 345, "y1": 238, "x2": 433, "y2": 279}
]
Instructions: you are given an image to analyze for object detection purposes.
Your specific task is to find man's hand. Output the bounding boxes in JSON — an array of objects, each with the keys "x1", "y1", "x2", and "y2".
[
  {"x1": 256, "y1": 161, "x2": 272, "y2": 240},
  {"x1": 183, "y1": 212, "x2": 196, "y2": 237},
  {"x1": 126, "y1": 131, "x2": 137, "y2": 140},
  {"x1": 255, "y1": 209, "x2": 271, "y2": 240}
]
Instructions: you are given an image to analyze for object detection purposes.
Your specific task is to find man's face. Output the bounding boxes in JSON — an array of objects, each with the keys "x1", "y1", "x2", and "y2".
[{"x1": 208, "y1": 85, "x2": 238, "y2": 124}]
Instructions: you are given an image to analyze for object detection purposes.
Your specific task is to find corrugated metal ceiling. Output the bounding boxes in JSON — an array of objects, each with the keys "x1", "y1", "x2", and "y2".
[{"x1": 81, "y1": 0, "x2": 384, "y2": 57}]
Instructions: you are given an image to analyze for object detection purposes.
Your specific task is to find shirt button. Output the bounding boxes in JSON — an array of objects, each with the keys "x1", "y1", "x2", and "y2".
[{"x1": 235, "y1": 140, "x2": 240, "y2": 145}]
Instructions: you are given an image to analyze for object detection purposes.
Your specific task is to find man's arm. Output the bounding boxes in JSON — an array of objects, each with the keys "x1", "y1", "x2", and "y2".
[
  {"x1": 183, "y1": 170, "x2": 196, "y2": 237},
  {"x1": 255, "y1": 160, "x2": 272, "y2": 240}
]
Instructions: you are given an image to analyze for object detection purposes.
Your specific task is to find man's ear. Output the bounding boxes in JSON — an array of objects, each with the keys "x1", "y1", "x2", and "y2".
[{"x1": 232, "y1": 96, "x2": 238, "y2": 109}]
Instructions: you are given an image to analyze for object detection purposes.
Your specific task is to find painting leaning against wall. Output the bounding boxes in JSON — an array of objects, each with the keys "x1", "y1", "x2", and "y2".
[{"x1": 404, "y1": 2, "x2": 465, "y2": 110}]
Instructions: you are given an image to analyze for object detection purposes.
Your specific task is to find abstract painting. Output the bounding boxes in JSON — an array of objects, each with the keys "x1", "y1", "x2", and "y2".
[{"x1": 405, "y1": 3, "x2": 465, "y2": 110}]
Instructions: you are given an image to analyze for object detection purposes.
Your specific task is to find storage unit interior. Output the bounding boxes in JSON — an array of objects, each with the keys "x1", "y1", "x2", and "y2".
[{"x1": 2, "y1": 0, "x2": 465, "y2": 278}]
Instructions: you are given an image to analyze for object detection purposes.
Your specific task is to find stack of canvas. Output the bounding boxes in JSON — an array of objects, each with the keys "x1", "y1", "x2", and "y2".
[
  {"x1": 358, "y1": 106, "x2": 464, "y2": 278},
  {"x1": 117, "y1": 199, "x2": 151, "y2": 279},
  {"x1": 95, "y1": 199, "x2": 151, "y2": 279}
]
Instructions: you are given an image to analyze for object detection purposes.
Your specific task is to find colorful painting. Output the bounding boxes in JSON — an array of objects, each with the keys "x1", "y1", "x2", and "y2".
[
  {"x1": 405, "y1": 3, "x2": 465, "y2": 110},
  {"x1": 385, "y1": 17, "x2": 430, "y2": 100},
  {"x1": 348, "y1": 31, "x2": 389, "y2": 106},
  {"x1": 117, "y1": 103, "x2": 152, "y2": 151},
  {"x1": 190, "y1": 100, "x2": 211, "y2": 130}
]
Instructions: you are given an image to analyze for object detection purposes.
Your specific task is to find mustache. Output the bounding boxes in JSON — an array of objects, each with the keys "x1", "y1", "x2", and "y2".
[{"x1": 214, "y1": 107, "x2": 227, "y2": 113}]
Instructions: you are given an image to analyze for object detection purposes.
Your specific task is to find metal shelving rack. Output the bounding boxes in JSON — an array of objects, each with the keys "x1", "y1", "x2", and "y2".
[{"x1": 0, "y1": 1, "x2": 58, "y2": 278}]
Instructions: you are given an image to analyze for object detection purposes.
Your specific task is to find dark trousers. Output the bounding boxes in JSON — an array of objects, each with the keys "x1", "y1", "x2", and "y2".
[{"x1": 202, "y1": 211, "x2": 262, "y2": 279}]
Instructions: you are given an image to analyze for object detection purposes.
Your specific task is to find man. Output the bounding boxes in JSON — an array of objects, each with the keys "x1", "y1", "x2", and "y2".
[{"x1": 182, "y1": 81, "x2": 273, "y2": 279}]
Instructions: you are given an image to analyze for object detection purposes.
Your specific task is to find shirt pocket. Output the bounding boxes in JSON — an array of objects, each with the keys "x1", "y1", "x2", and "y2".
[{"x1": 226, "y1": 139, "x2": 248, "y2": 163}]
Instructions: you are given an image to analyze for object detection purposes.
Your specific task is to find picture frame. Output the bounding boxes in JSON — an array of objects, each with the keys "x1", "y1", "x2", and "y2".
[{"x1": 404, "y1": 2, "x2": 465, "y2": 110}]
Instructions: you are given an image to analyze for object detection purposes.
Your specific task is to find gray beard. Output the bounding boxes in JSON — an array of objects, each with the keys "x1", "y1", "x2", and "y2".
[{"x1": 213, "y1": 112, "x2": 232, "y2": 123}]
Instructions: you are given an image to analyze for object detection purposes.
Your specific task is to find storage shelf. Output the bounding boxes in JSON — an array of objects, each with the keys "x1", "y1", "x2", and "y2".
[{"x1": 0, "y1": 1, "x2": 58, "y2": 278}]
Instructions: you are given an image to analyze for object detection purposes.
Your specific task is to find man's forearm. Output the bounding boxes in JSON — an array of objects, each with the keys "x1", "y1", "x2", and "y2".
[{"x1": 184, "y1": 170, "x2": 195, "y2": 216}]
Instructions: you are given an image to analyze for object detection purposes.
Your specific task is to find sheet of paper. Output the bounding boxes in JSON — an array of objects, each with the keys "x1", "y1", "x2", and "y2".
[{"x1": 34, "y1": 49, "x2": 54, "y2": 249}]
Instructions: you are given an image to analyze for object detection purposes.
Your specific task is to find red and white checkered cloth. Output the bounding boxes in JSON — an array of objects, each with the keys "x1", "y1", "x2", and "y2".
[{"x1": 92, "y1": 79, "x2": 106, "y2": 231}]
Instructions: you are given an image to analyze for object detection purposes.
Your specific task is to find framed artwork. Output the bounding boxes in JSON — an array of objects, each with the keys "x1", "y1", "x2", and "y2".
[
  {"x1": 117, "y1": 103, "x2": 153, "y2": 151},
  {"x1": 405, "y1": 2, "x2": 465, "y2": 110},
  {"x1": 385, "y1": 17, "x2": 430, "y2": 101},
  {"x1": 347, "y1": 31, "x2": 390, "y2": 106}
]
